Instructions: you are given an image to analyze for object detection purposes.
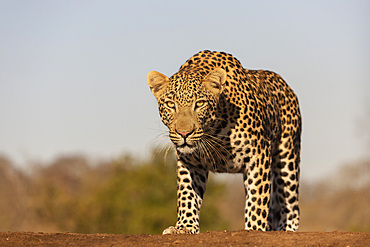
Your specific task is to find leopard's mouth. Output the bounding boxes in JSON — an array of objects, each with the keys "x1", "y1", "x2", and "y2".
[
  {"x1": 169, "y1": 130, "x2": 202, "y2": 154},
  {"x1": 173, "y1": 138, "x2": 198, "y2": 154}
]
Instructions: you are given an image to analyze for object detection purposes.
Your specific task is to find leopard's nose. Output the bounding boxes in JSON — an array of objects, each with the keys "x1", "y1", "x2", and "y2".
[{"x1": 176, "y1": 129, "x2": 194, "y2": 138}]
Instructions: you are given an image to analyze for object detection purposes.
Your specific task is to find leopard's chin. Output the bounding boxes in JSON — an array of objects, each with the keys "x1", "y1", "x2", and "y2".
[{"x1": 176, "y1": 144, "x2": 196, "y2": 154}]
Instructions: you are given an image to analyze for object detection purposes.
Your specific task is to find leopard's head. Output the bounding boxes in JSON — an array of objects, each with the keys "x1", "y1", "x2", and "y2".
[{"x1": 147, "y1": 68, "x2": 226, "y2": 154}]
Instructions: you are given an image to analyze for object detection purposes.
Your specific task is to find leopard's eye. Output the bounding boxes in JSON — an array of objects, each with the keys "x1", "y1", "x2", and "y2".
[
  {"x1": 195, "y1": 100, "x2": 206, "y2": 109},
  {"x1": 165, "y1": 100, "x2": 176, "y2": 110}
]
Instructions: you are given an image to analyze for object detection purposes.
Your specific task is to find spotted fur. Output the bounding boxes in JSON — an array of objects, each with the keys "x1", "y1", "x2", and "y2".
[{"x1": 147, "y1": 50, "x2": 301, "y2": 234}]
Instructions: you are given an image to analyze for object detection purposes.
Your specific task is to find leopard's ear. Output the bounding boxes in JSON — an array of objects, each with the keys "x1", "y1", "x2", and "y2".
[
  {"x1": 203, "y1": 68, "x2": 226, "y2": 96},
  {"x1": 147, "y1": 71, "x2": 170, "y2": 99}
]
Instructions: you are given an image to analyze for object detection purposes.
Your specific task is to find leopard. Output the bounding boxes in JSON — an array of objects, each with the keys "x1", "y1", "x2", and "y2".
[{"x1": 147, "y1": 50, "x2": 301, "y2": 234}]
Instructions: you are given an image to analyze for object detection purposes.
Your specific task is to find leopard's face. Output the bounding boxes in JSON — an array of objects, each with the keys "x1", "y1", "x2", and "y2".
[
  {"x1": 147, "y1": 69, "x2": 226, "y2": 154},
  {"x1": 159, "y1": 80, "x2": 219, "y2": 154}
]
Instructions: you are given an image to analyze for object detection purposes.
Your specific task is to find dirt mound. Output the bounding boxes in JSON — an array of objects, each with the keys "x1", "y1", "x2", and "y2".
[{"x1": 0, "y1": 230, "x2": 368, "y2": 246}]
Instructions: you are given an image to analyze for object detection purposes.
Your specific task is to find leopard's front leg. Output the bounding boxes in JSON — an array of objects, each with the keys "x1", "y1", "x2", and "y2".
[
  {"x1": 163, "y1": 160, "x2": 208, "y2": 234},
  {"x1": 243, "y1": 142, "x2": 272, "y2": 231}
]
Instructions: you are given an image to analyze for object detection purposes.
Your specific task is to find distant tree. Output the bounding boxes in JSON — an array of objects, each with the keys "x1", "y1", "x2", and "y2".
[
  {"x1": 0, "y1": 156, "x2": 30, "y2": 231},
  {"x1": 300, "y1": 160, "x2": 370, "y2": 232}
]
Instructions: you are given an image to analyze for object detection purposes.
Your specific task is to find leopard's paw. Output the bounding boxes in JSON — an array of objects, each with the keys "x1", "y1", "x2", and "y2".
[{"x1": 162, "y1": 226, "x2": 194, "y2": 235}]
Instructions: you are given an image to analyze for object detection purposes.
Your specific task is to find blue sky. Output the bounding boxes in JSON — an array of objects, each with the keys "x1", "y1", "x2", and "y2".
[{"x1": 0, "y1": 0, "x2": 369, "y2": 181}]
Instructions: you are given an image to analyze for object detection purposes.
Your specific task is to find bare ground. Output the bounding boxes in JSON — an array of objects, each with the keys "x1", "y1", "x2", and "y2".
[{"x1": 0, "y1": 230, "x2": 368, "y2": 247}]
